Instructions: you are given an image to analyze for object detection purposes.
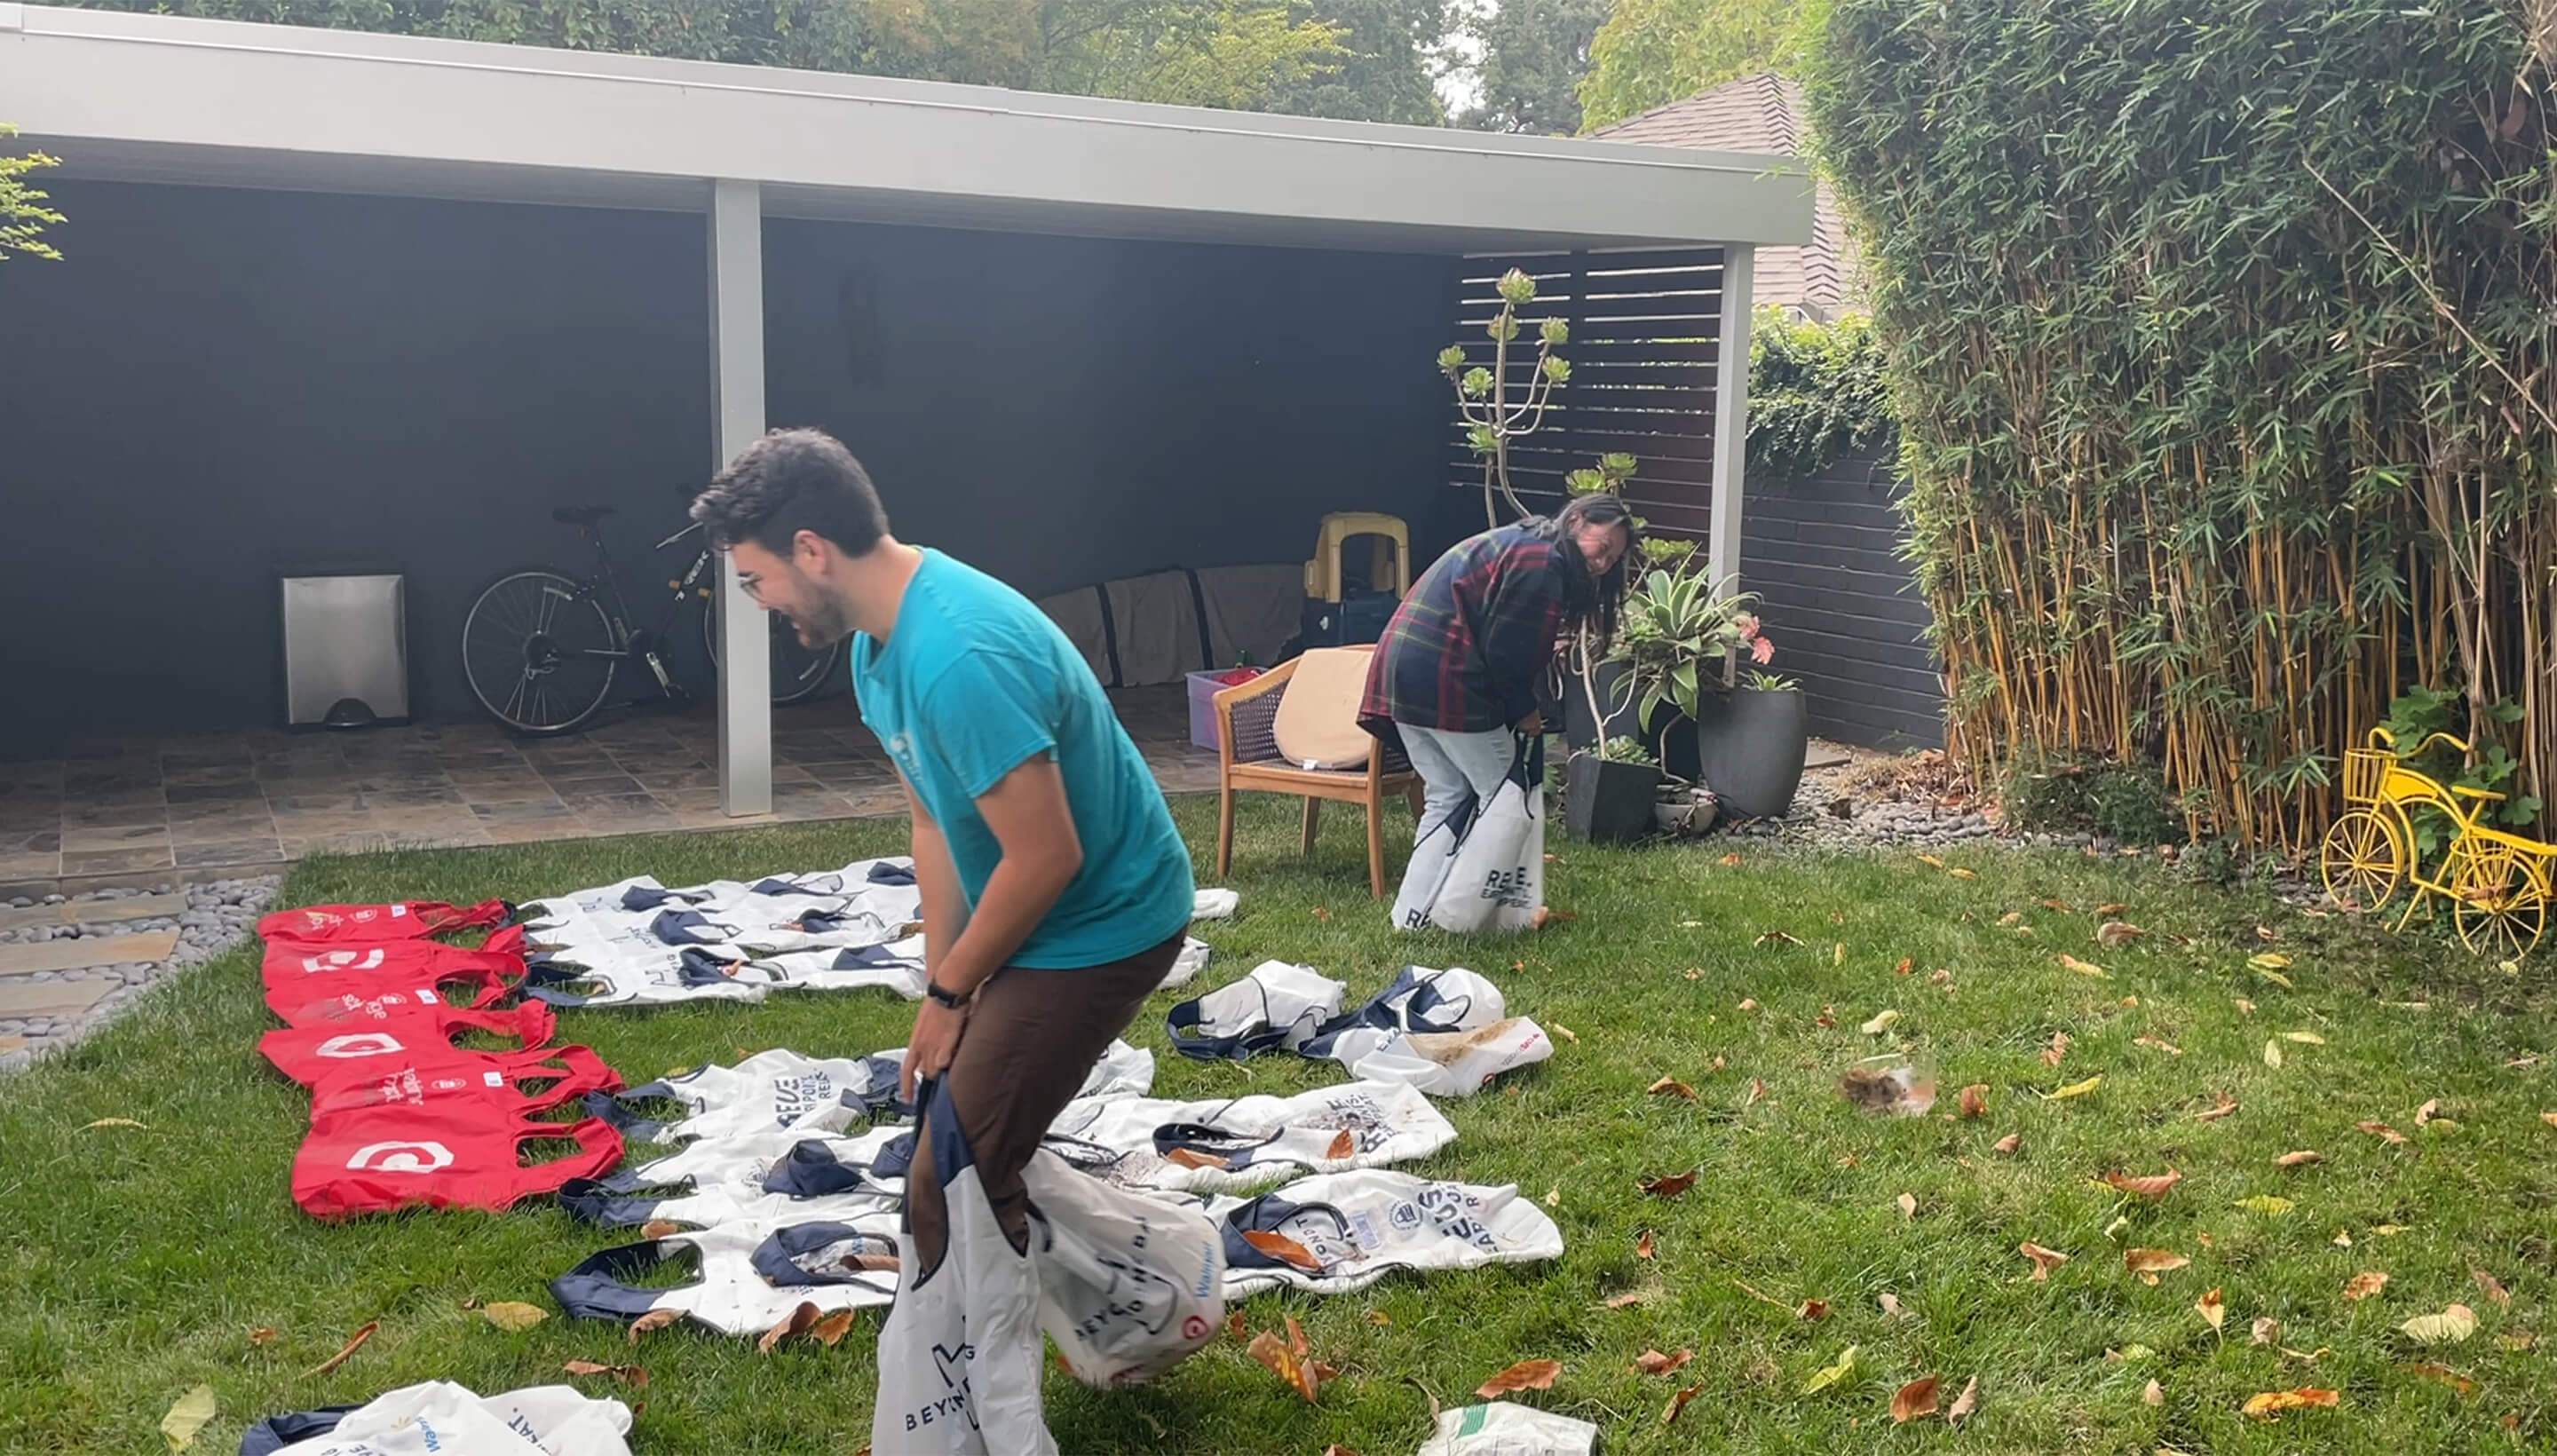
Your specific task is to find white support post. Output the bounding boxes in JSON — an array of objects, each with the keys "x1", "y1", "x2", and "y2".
[
  {"x1": 709, "y1": 178, "x2": 772, "y2": 817},
  {"x1": 1707, "y1": 244, "x2": 1755, "y2": 684}
]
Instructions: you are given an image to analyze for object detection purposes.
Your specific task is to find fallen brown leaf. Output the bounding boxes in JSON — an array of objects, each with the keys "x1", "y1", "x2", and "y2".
[
  {"x1": 1895, "y1": 957, "x2": 1914, "y2": 976},
  {"x1": 564, "y1": 1359, "x2": 648, "y2": 1385},
  {"x1": 2098, "y1": 921, "x2": 2146, "y2": 947},
  {"x1": 2274, "y1": 1150, "x2": 2324, "y2": 1167},
  {"x1": 2416, "y1": 1098, "x2": 2442, "y2": 1127},
  {"x1": 2401, "y1": 1304, "x2": 2479, "y2": 1344},
  {"x1": 2020, "y1": 1241, "x2": 2070, "y2": 1281},
  {"x1": 248, "y1": 1327, "x2": 277, "y2": 1348},
  {"x1": 1746, "y1": 1078, "x2": 1767, "y2": 1107},
  {"x1": 1896, "y1": 1191, "x2": 1918, "y2": 1220},
  {"x1": 2411, "y1": 1362, "x2": 2478, "y2": 1395},
  {"x1": 2473, "y1": 1269, "x2": 2512, "y2": 1309},
  {"x1": 1550, "y1": 1023, "x2": 1578, "y2": 1043},
  {"x1": 2041, "y1": 1032, "x2": 2071, "y2": 1068},
  {"x1": 1648, "y1": 1076, "x2": 1697, "y2": 1100},
  {"x1": 482, "y1": 1302, "x2": 548, "y2": 1333},
  {"x1": 1719, "y1": 852, "x2": 1742, "y2": 867},
  {"x1": 1476, "y1": 1357, "x2": 1563, "y2": 1398},
  {"x1": 1633, "y1": 1348, "x2": 1694, "y2": 1377},
  {"x1": 2133, "y1": 1036, "x2": 2184, "y2": 1056},
  {"x1": 1635, "y1": 1230, "x2": 1655, "y2": 1260},
  {"x1": 1641, "y1": 1171, "x2": 1698, "y2": 1199},
  {"x1": 1947, "y1": 1375, "x2": 1979, "y2": 1424},
  {"x1": 82, "y1": 1117, "x2": 147, "y2": 1131},
  {"x1": 1879, "y1": 1293, "x2": 1905, "y2": 1319},
  {"x1": 1603, "y1": 1292, "x2": 1646, "y2": 1310},
  {"x1": 629, "y1": 1308, "x2": 682, "y2": 1342},
  {"x1": 1241, "y1": 1230, "x2": 1324, "y2": 1272},
  {"x1": 1248, "y1": 1319, "x2": 1330, "y2": 1405},
  {"x1": 2358, "y1": 1121, "x2": 2409, "y2": 1145},
  {"x1": 1311, "y1": 906, "x2": 1331, "y2": 922},
  {"x1": 2252, "y1": 1317, "x2": 2282, "y2": 1344},
  {"x1": 2241, "y1": 1388, "x2": 2340, "y2": 1419},
  {"x1": 1949, "y1": 867, "x2": 1980, "y2": 880},
  {"x1": 2143, "y1": 1379, "x2": 2165, "y2": 1407},
  {"x1": 1662, "y1": 1383, "x2": 1703, "y2": 1426},
  {"x1": 2199, "y1": 1287, "x2": 2227, "y2": 1334},
  {"x1": 640, "y1": 1219, "x2": 681, "y2": 1239},
  {"x1": 1891, "y1": 1375, "x2": 1942, "y2": 1423},
  {"x1": 1959, "y1": 1083, "x2": 1989, "y2": 1119},
  {"x1": 2344, "y1": 1271, "x2": 2390, "y2": 1302},
  {"x1": 1164, "y1": 1147, "x2": 1232, "y2": 1169},
  {"x1": 2104, "y1": 1168, "x2": 2184, "y2": 1201},
  {"x1": 1798, "y1": 1299, "x2": 1831, "y2": 1322},
  {"x1": 161, "y1": 1386, "x2": 217, "y2": 1452},
  {"x1": 758, "y1": 1302, "x2": 821, "y2": 1354},
  {"x1": 1992, "y1": 1132, "x2": 2023, "y2": 1154},
  {"x1": 305, "y1": 1320, "x2": 379, "y2": 1377},
  {"x1": 810, "y1": 1310, "x2": 856, "y2": 1348},
  {"x1": 2095, "y1": 902, "x2": 2128, "y2": 915},
  {"x1": 2197, "y1": 1094, "x2": 2240, "y2": 1122},
  {"x1": 2126, "y1": 1248, "x2": 2192, "y2": 1284},
  {"x1": 1368, "y1": 1310, "x2": 1392, "y2": 1326},
  {"x1": 2059, "y1": 954, "x2": 2110, "y2": 979}
]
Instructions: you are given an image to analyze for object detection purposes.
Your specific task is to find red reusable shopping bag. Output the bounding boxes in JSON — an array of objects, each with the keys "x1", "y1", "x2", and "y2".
[
  {"x1": 259, "y1": 1003, "x2": 557, "y2": 1088},
  {"x1": 260, "y1": 926, "x2": 528, "y2": 987},
  {"x1": 256, "y1": 899, "x2": 511, "y2": 944},
  {"x1": 264, "y1": 963, "x2": 524, "y2": 1026},
  {"x1": 306, "y1": 1044, "x2": 622, "y2": 1123},
  {"x1": 292, "y1": 1108, "x2": 624, "y2": 1220}
]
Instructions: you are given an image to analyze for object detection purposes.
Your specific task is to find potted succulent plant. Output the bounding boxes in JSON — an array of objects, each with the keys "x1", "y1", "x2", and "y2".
[
  {"x1": 1654, "y1": 777, "x2": 1719, "y2": 838},
  {"x1": 1609, "y1": 566, "x2": 1809, "y2": 822}
]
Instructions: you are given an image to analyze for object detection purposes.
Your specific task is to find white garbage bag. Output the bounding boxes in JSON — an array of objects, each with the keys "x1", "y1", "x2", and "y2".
[
  {"x1": 1021, "y1": 1151, "x2": 1224, "y2": 1389},
  {"x1": 871, "y1": 1080, "x2": 1056, "y2": 1455},
  {"x1": 1413, "y1": 1402, "x2": 1598, "y2": 1456}
]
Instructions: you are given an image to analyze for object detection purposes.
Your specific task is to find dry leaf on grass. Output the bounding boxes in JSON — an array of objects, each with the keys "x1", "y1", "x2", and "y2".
[
  {"x1": 2416, "y1": 1098, "x2": 2443, "y2": 1127},
  {"x1": 1947, "y1": 1375, "x2": 1980, "y2": 1425},
  {"x1": 1662, "y1": 1383, "x2": 1703, "y2": 1426},
  {"x1": 2046, "y1": 1074, "x2": 2103, "y2": 1101},
  {"x1": 2249, "y1": 952, "x2": 2293, "y2": 970},
  {"x1": 2104, "y1": 1168, "x2": 2183, "y2": 1200},
  {"x1": 2371, "y1": 1223, "x2": 2411, "y2": 1236},
  {"x1": 1949, "y1": 867, "x2": 1981, "y2": 880},
  {"x1": 1249, "y1": 1318, "x2": 1335, "y2": 1404},
  {"x1": 83, "y1": 1117, "x2": 148, "y2": 1130},
  {"x1": 2125, "y1": 1249, "x2": 2191, "y2": 1284},
  {"x1": 1550, "y1": 1023, "x2": 1578, "y2": 1043},
  {"x1": 1896, "y1": 1192, "x2": 1918, "y2": 1220},
  {"x1": 2098, "y1": 921, "x2": 2146, "y2": 947},
  {"x1": 1992, "y1": 1132, "x2": 2023, "y2": 1154},
  {"x1": 629, "y1": 1308, "x2": 682, "y2": 1342},
  {"x1": 1476, "y1": 1358, "x2": 1562, "y2": 1398},
  {"x1": 161, "y1": 1385, "x2": 217, "y2": 1452},
  {"x1": 1647, "y1": 1076, "x2": 1696, "y2": 1099},
  {"x1": 640, "y1": 1219, "x2": 681, "y2": 1239},
  {"x1": 2274, "y1": 1150, "x2": 2324, "y2": 1167},
  {"x1": 758, "y1": 1302, "x2": 821, "y2": 1354},
  {"x1": 2059, "y1": 954, "x2": 2110, "y2": 979},
  {"x1": 1603, "y1": 1292, "x2": 1646, "y2": 1310},
  {"x1": 2241, "y1": 1388, "x2": 2340, "y2": 1419},
  {"x1": 811, "y1": 1310, "x2": 857, "y2": 1348},
  {"x1": 1895, "y1": 957, "x2": 1915, "y2": 976},
  {"x1": 2542, "y1": 1112, "x2": 2557, "y2": 1128},
  {"x1": 2020, "y1": 1242, "x2": 2070, "y2": 1281},
  {"x1": 2410, "y1": 1362, "x2": 2477, "y2": 1394},
  {"x1": 2401, "y1": 1305, "x2": 2479, "y2": 1345},
  {"x1": 2199, "y1": 1288, "x2": 2227, "y2": 1334},
  {"x1": 1801, "y1": 1345, "x2": 1859, "y2": 1394},
  {"x1": 1635, "y1": 1230, "x2": 1654, "y2": 1260},
  {"x1": 2197, "y1": 1094, "x2": 2240, "y2": 1122},
  {"x1": 1641, "y1": 1171, "x2": 1698, "y2": 1199},
  {"x1": 1799, "y1": 1299, "x2": 1832, "y2": 1322},
  {"x1": 2282, "y1": 1031, "x2": 2326, "y2": 1044},
  {"x1": 2358, "y1": 1121, "x2": 2409, "y2": 1144},
  {"x1": 1861, "y1": 1009, "x2": 1902, "y2": 1034},
  {"x1": 1879, "y1": 1294, "x2": 1905, "y2": 1319},
  {"x1": 249, "y1": 1327, "x2": 278, "y2": 1348},
  {"x1": 1368, "y1": 1311, "x2": 1392, "y2": 1327},
  {"x1": 1737, "y1": 999, "x2": 1759, "y2": 1012},
  {"x1": 2335, "y1": 1230, "x2": 2355, "y2": 1247},
  {"x1": 2237, "y1": 1195, "x2": 2295, "y2": 1215},
  {"x1": 1754, "y1": 931, "x2": 1804, "y2": 948},
  {"x1": 2473, "y1": 1269, "x2": 2512, "y2": 1309},
  {"x1": 1891, "y1": 1375, "x2": 1942, "y2": 1423},
  {"x1": 482, "y1": 1302, "x2": 548, "y2": 1333},
  {"x1": 2252, "y1": 1318, "x2": 2282, "y2": 1345},
  {"x1": 1240, "y1": 1230, "x2": 1324, "y2": 1272},
  {"x1": 2133, "y1": 1036, "x2": 2184, "y2": 1056},
  {"x1": 2343, "y1": 1271, "x2": 2391, "y2": 1302},
  {"x1": 1918, "y1": 853, "x2": 1947, "y2": 868},
  {"x1": 1959, "y1": 1083, "x2": 1989, "y2": 1119},
  {"x1": 1719, "y1": 852, "x2": 1742, "y2": 867},
  {"x1": 563, "y1": 1359, "x2": 648, "y2": 1386},
  {"x1": 1746, "y1": 1078, "x2": 1768, "y2": 1108},
  {"x1": 305, "y1": 1320, "x2": 379, "y2": 1376},
  {"x1": 2143, "y1": 1379, "x2": 2165, "y2": 1407},
  {"x1": 1633, "y1": 1348, "x2": 1694, "y2": 1377},
  {"x1": 2264, "y1": 1041, "x2": 2284, "y2": 1069}
]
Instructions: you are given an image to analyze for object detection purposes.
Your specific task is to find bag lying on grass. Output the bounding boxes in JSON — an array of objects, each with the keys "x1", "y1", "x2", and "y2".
[
  {"x1": 1192, "y1": 888, "x2": 1239, "y2": 921},
  {"x1": 1166, "y1": 961, "x2": 1348, "y2": 1060},
  {"x1": 872, "y1": 1079, "x2": 1056, "y2": 1455},
  {"x1": 265, "y1": 967, "x2": 519, "y2": 1028},
  {"x1": 293, "y1": 1106, "x2": 623, "y2": 1221},
  {"x1": 552, "y1": 1212, "x2": 903, "y2": 1336},
  {"x1": 1324, "y1": 1017, "x2": 1554, "y2": 1099},
  {"x1": 1042, "y1": 1079, "x2": 1457, "y2": 1195},
  {"x1": 581, "y1": 1048, "x2": 905, "y2": 1143},
  {"x1": 260, "y1": 1003, "x2": 557, "y2": 1088},
  {"x1": 306, "y1": 1044, "x2": 620, "y2": 1125},
  {"x1": 261, "y1": 926, "x2": 529, "y2": 989},
  {"x1": 243, "y1": 1380, "x2": 634, "y2": 1456},
  {"x1": 1159, "y1": 936, "x2": 1214, "y2": 990},
  {"x1": 1209, "y1": 1169, "x2": 1563, "y2": 1297},
  {"x1": 257, "y1": 899, "x2": 512, "y2": 945},
  {"x1": 1413, "y1": 1402, "x2": 1597, "y2": 1456},
  {"x1": 1022, "y1": 1150, "x2": 1224, "y2": 1389},
  {"x1": 560, "y1": 1125, "x2": 909, "y2": 1231}
]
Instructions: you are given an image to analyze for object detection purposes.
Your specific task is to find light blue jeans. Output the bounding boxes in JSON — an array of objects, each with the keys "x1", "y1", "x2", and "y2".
[{"x1": 1395, "y1": 724, "x2": 1521, "y2": 909}]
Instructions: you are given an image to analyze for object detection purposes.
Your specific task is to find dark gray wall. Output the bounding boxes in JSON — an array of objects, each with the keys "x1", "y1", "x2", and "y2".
[
  {"x1": 0, "y1": 182, "x2": 1450, "y2": 755},
  {"x1": 1739, "y1": 448, "x2": 1944, "y2": 748}
]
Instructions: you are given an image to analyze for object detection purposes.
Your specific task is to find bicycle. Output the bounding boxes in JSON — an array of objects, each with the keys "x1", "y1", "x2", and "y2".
[
  {"x1": 459, "y1": 504, "x2": 841, "y2": 735},
  {"x1": 2319, "y1": 725, "x2": 2553, "y2": 959}
]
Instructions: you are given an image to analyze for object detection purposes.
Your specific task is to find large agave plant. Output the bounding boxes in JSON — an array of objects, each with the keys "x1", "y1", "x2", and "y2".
[{"x1": 1608, "y1": 566, "x2": 1759, "y2": 726}]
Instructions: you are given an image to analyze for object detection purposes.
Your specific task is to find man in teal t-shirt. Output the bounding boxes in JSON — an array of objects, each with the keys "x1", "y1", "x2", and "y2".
[{"x1": 691, "y1": 431, "x2": 1193, "y2": 1440}]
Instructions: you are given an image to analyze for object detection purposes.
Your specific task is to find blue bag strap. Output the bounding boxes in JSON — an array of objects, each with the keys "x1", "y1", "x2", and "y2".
[
  {"x1": 580, "y1": 1086, "x2": 674, "y2": 1144},
  {"x1": 749, "y1": 1222, "x2": 901, "y2": 1287},
  {"x1": 556, "y1": 1176, "x2": 671, "y2": 1229},
  {"x1": 1166, "y1": 980, "x2": 1290, "y2": 1062},
  {"x1": 550, "y1": 1239, "x2": 692, "y2": 1323},
  {"x1": 1219, "y1": 1194, "x2": 1350, "y2": 1271}
]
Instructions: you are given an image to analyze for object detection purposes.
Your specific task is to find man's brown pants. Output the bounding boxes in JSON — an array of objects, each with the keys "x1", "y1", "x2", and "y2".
[{"x1": 905, "y1": 930, "x2": 1184, "y2": 1271}]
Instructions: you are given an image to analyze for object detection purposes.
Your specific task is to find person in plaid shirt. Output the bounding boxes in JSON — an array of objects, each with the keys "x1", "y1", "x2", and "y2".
[{"x1": 1360, "y1": 494, "x2": 1635, "y2": 915}]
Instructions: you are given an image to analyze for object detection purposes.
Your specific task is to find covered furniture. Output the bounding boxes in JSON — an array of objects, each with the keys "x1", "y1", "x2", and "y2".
[{"x1": 1213, "y1": 647, "x2": 1422, "y2": 897}]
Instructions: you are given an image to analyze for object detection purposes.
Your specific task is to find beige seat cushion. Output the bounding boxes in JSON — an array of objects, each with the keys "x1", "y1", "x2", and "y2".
[{"x1": 1272, "y1": 647, "x2": 1376, "y2": 771}]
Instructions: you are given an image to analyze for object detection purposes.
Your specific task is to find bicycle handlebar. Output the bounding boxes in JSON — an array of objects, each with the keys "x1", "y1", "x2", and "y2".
[
  {"x1": 2367, "y1": 726, "x2": 2473, "y2": 756},
  {"x1": 653, "y1": 520, "x2": 707, "y2": 551}
]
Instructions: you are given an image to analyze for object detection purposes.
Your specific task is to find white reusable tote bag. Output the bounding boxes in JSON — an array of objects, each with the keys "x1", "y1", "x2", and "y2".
[
  {"x1": 870, "y1": 1080, "x2": 1055, "y2": 1456},
  {"x1": 1022, "y1": 1150, "x2": 1225, "y2": 1388},
  {"x1": 1426, "y1": 735, "x2": 1544, "y2": 935},
  {"x1": 1390, "y1": 797, "x2": 1467, "y2": 931}
]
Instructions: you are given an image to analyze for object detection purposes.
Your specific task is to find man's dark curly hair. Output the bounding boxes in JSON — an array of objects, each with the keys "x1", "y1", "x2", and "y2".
[{"x1": 691, "y1": 428, "x2": 891, "y2": 559}]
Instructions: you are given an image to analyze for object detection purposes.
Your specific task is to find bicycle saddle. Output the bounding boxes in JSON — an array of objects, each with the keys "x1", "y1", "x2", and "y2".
[{"x1": 552, "y1": 506, "x2": 616, "y2": 526}]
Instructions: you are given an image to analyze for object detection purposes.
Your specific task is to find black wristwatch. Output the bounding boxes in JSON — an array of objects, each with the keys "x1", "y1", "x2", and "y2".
[{"x1": 926, "y1": 980, "x2": 973, "y2": 1009}]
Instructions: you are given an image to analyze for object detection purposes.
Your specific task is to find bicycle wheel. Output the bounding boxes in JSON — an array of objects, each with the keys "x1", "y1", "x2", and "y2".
[
  {"x1": 462, "y1": 568, "x2": 619, "y2": 735},
  {"x1": 2319, "y1": 808, "x2": 2405, "y2": 913},
  {"x1": 2448, "y1": 839, "x2": 2548, "y2": 961},
  {"x1": 701, "y1": 606, "x2": 844, "y2": 706}
]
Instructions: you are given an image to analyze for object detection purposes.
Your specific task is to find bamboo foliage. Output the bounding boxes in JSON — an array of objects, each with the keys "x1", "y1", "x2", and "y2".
[{"x1": 1801, "y1": 0, "x2": 2557, "y2": 851}]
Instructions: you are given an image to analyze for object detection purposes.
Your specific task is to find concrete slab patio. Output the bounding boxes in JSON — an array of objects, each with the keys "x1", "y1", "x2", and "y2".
[{"x1": 0, "y1": 686, "x2": 1216, "y2": 892}]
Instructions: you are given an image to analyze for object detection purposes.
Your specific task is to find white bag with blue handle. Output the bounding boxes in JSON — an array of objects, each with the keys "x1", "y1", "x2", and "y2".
[
  {"x1": 1425, "y1": 734, "x2": 1544, "y2": 935},
  {"x1": 1021, "y1": 1150, "x2": 1225, "y2": 1389}
]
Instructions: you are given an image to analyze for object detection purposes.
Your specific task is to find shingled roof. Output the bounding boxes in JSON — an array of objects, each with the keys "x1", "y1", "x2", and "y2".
[{"x1": 1592, "y1": 74, "x2": 1857, "y2": 321}]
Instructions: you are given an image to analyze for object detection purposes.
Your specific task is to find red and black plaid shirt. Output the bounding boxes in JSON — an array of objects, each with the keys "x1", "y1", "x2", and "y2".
[{"x1": 1359, "y1": 523, "x2": 1567, "y2": 739}]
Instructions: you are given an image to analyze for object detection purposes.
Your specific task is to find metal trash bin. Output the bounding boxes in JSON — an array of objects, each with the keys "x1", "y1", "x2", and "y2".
[{"x1": 281, "y1": 574, "x2": 410, "y2": 728}]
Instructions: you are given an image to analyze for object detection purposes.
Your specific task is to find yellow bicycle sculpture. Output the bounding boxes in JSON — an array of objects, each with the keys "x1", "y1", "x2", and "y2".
[{"x1": 2320, "y1": 727, "x2": 2551, "y2": 959}]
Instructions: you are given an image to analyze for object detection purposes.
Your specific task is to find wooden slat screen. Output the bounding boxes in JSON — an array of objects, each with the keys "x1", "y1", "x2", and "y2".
[{"x1": 1444, "y1": 249, "x2": 1726, "y2": 542}]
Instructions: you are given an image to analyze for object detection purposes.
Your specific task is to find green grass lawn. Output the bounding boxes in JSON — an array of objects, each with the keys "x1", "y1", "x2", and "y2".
[{"x1": 2, "y1": 796, "x2": 2553, "y2": 1454}]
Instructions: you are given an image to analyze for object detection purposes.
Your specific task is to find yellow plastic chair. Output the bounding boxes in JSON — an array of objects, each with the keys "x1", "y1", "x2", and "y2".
[{"x1": 1302, "y1": 512, "x2": 1410, "y2": 604}]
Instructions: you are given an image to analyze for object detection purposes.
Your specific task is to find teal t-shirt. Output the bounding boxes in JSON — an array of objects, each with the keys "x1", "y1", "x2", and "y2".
[{"x1": 849, "y1": 549, "x2": 1194, "y2": 969}]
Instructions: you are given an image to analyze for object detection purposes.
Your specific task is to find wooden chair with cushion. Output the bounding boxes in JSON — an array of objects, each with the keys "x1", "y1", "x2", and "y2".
[{"x1": 1213, "y1": 646, "x2": 1423, "y2": 898}]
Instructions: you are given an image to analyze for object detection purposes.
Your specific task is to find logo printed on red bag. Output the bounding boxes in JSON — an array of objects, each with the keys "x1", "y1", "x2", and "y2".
[
  {"x1": 316, "y1": 1032, "x2": 406, "y2": 1058},
  {"x1": 298, "y1": 948, "x2": 388, "y2": 973},
  {"x1": 344, "y1": 1139, "x2": 455, "y2": 1173}
]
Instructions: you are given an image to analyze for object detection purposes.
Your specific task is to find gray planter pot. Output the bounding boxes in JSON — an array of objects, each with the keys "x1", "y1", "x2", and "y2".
[{"x1": 1669, "y1": 688, "x2": 1809, "y2": 820}]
